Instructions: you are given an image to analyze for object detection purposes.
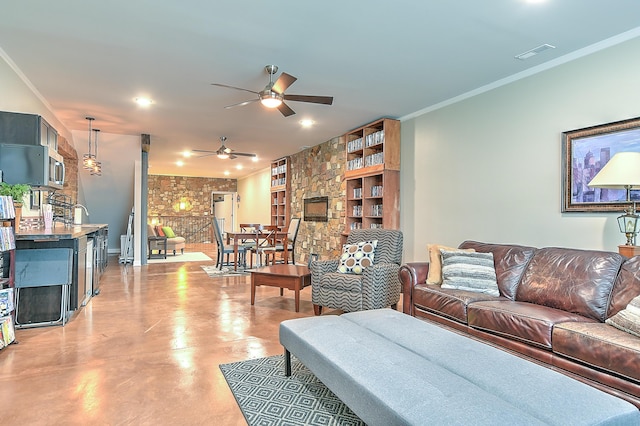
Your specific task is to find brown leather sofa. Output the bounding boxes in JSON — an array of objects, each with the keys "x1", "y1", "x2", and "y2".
[{"x1": 399, "y1": 241, "x2": 640, "y2": 407}]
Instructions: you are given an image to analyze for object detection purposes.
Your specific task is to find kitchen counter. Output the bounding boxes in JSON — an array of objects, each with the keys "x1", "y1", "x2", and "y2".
[
  {"x1": 15, "y1": 223, "x2": 109, "y2": 318},
  {"x1": 16, "y1": 223, "x2": 108, "y2": 240}
]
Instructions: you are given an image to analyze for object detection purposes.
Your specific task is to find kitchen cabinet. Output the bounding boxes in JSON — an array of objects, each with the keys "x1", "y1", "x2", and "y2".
[
  {"x1": 0, "y1": 110, "x2": 58, "y2": 151},
  {"x1": 14, "y1": 224, "x2": 108, "y2": 327}
]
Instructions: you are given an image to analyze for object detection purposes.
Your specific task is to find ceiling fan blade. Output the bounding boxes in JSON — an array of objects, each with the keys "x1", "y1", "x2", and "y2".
[
  {"x1": 272, "y1": 72, "x2": 297, "y2": 94},
  {"x1": 277, "y1": 102, "x2": 296, "y2": 117},
  {"x1": 232, "y1": 152, "x2": 257, "y2": 157},
  {"x1": 211, "y1": 83, "x2": 259, "y2": 94},
  {"x1": 192, "y1": 149, "x2": 218, "y2": 157},
  {"x1": 224, "y1": 98, "x2": 259, "y2": 109},
  {"x1": 284, "y1": 94, "x2": 334, "y2": 105}
]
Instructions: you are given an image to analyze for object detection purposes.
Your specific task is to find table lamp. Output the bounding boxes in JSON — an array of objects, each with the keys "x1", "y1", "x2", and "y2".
[{"x1": 588, "y1": 152, "x2": 640, "y2": 245}]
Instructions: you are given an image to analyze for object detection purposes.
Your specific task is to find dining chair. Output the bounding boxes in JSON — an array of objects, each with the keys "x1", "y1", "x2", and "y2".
[
  {"x1": 263, "y1": 217, "x2": 301, "y2": 265},
  {"x1": 247, "y1": 225, "x2": 279, "y2": 268},
  {"x1": 239, "y1": 223, "x2": 262, "y2": 250},
  {"x1": 212, "y1": 217, "x2": 246, "y2": 270}
]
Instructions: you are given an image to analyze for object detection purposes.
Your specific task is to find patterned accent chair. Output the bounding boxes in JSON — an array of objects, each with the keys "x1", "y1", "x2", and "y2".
[{"x1": 311, "y1": 229, "x2": 403, "y2": 315}]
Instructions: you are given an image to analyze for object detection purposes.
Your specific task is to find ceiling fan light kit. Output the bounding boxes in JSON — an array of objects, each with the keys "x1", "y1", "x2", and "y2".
[
  {"x1": 260, "y1": 91, "x2": 283, "y2": 108},
  {"x1": 211, "y1": 64, "x2": 333, "y2": 117}
]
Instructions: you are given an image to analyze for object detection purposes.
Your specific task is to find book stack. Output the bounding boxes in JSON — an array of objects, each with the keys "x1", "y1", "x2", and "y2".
[
  {"x1": 0, "y1": 196, "x2": 16, "y2": 219},
  {"x1": 0, "y1": 288, "x2": 15, "y2": 349}
]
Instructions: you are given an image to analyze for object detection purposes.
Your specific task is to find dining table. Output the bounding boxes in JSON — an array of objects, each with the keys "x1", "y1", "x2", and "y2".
[{"x1": 225, "y1": 228, "x2": 288, "y2": 271}]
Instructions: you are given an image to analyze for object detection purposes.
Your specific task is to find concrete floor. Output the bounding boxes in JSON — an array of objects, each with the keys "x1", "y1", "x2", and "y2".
[{"x1": 0, "y1": 243, "x2": 322, "y2": 425}]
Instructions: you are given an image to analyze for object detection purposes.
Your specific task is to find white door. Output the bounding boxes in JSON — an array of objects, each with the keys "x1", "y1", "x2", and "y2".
[{"x1": 212, "y1": 191, "x2": 236, "y2": 232}]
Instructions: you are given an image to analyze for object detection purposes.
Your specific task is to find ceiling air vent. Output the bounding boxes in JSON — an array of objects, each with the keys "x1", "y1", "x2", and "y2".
[{"x1": 515, "y1": 44, "x2": 556, "y2": 60}]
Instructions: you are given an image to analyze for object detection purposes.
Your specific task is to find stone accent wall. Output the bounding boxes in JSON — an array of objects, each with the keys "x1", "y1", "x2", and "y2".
[
  {"x1": 147, "y1": 175, "x2": 237, "y2": 216},
  {"x1": 289, "y1": 136, "x2": 345, "y2": 264},
  {"x1": 57, "y1": 136, "x2": 79, "y2": 203}
]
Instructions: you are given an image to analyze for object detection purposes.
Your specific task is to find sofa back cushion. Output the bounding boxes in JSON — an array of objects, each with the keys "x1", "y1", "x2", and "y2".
[
  {"x1": 608, "y1": 255, "x2": 640, "y2": 318},
  {"x1": 517, "y1": 247, "x2": 624, "y2": 322},
  {"x1": 458, "y1": 241, "x2": 536, "y2": 300},
  {"x1": 147, "y1": 224, "x2": 157, "y2": 237}
]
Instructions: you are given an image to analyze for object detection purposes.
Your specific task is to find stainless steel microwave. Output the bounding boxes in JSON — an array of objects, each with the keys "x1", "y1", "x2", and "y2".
[{"x1": 0, "y1": 143, "x2": 65, "y2": 189}]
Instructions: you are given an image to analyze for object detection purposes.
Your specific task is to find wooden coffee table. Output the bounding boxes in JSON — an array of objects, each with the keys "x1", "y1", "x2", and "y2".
[{"x1": 250, "y1": 265, "x2": 311, "y2": 312}]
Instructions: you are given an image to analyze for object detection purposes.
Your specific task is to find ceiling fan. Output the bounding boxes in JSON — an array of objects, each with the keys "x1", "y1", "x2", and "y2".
[
  {"x1": 211, "y1": 65, "x2": 333, "y2": 117},
  {"x1": 192, "y1": 136, "x2": 256, "y2": 160}
]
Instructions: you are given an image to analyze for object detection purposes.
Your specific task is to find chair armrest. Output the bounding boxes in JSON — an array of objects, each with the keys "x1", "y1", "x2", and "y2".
[
  {"x1": 360, "y1": 263, "x2": 402, "y2": 310},
  {"x1": 311, "y1": 259, "x2": 340, "y2": 281},
  {"x1": 398, "y1": 262, "x2": 430, "y2": 315}
]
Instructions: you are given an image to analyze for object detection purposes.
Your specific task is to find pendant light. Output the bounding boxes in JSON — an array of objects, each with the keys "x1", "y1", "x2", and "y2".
[
  {"x1": 90, "y1": 128, "x2": 102, "y2": 176},
  {"x1": 82, "y1": 117, "x2": 96, "y2": 170}
]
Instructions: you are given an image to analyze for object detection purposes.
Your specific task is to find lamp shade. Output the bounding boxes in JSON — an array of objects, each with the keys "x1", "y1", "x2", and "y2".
[{"x1": 588, "y1": 152, "x2": 640, "y2": 189}]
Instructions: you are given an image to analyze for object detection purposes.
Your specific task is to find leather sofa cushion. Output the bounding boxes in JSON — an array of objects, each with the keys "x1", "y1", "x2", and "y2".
[
  {"x1": 553, "y1": 322, "x2": 640, "y2": 383},
  {"x1": 468, "y1": 300, "x2": 596, "y2": 349},
  {"x1": 609, "y1": 255, "x2": 640, "y2": 318},
  {"x1": 412, "y1": 284, "x2": 503, "y2": 324},
  {"x1": 516, "y1": 247, "x2": 624, "y2": 321},
  {"x1": 458, "y1": 241, "x2": 536, "y2": 300}
]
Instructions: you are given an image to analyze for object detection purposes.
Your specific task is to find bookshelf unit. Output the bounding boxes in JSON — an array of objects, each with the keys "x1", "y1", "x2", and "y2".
[
  {"x1": 270, "y1": 157, "x2": 291, "y2": 228},
  {"x1": 0, "y1": 195, "x2": 17, "y2": 350},
  {"x1": 344, "y1": 118, "x2": 400, "y2": 234}
]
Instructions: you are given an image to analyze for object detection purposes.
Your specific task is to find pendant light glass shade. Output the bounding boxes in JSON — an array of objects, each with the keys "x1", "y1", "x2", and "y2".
[
  {"x1": 90, "y1": 129, "x2": 102, "y2": 176},
  {"x1": 83, "y1": 117, "x2": 96, "y2": 170}
]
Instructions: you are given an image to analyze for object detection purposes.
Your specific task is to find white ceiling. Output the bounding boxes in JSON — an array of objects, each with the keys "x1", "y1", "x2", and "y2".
[{"x1": 1, "y1": 1, "x2": 639, "y2": 179}]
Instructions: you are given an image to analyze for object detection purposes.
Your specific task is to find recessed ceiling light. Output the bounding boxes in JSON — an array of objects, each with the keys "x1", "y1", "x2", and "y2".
[
  {"x1": 252, "y1": 156, "x2": 258, "y2": 162},
  {"x1": 176, "y1": 160, "x2": 184, "y2": 166},
  {"x1": 299, "y1": 119, "x2": 314, "y2": 128},
  {"x1": 224, "y1": 170, "x2": 230, "y2": 176},
  {"x1": 236, "y1": 164, "x2": 243, "y2": 170},
  {"x1": 182, "y1": 151, "x2": 192, "y2": 158},
  {"x1": 135, "y1": 97, "x2": 153, "y2": 106}
]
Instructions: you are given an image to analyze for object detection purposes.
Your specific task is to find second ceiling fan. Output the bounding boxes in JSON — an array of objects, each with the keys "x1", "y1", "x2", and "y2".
[
  {"x1": 211, "y1": 65, "x2": 333, "y2": 117},
  {"x1": 193, "y1": 136, "x2": 256, "y2": 160}
]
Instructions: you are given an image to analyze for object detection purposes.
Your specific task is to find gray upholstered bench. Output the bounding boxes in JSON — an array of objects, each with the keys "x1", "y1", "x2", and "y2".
[{"x1": 279, "y1": 309, "x2": 640, "y2": 425}]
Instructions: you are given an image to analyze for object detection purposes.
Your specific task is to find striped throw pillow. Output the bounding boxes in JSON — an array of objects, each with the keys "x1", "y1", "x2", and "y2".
[
  {"x1": 606, "y1": 295, "x2": 640, "y2": 338},
  {"x1": 440, "y1": 249, "x2": 499, "y2": 296}
]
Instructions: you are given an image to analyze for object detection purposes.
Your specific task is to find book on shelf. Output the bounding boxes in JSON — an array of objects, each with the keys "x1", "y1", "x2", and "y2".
[
  {"x1": 0, "y1": 288, "x2": 14, "y2": 316},
  {"x1": 0, "y1": 196, "x2": 16, "y2": 219},
  {"x1": 0, "y1": 226, "x2": 15, "y2": 251},
  {"x1": 0, "y1": 315, "x2": 15, "y2": 348}
]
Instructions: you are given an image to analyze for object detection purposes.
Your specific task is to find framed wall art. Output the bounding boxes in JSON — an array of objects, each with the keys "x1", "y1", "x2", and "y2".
[{"x1": 562, "y1": 117, "x2": 640, "y2": 212}]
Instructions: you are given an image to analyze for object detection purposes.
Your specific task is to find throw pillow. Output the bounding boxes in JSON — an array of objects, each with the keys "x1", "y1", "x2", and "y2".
[
  {"x1": 162, "y1": 226, "x2": 175, "y2": 238},
  {"x1": 337, "y1": 240, "x2": 378, "y2": 275},
  {"x1": 440, "y1": 249, "x2": 499, "y2": 296},
  {"x1": 155, "y1": 226, "x2": 165, "y2": 237},
  {"x1": 426, "y1": 244, "x2": 475, "y2": 285},
  {"x1": 606, "y1": 294, "x2": 640, "y2": 338}
]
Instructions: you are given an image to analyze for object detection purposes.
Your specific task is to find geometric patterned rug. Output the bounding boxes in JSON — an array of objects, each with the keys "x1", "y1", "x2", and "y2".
[{"x1": 219, "y1": 355, "x2": 364, "y2": 426}]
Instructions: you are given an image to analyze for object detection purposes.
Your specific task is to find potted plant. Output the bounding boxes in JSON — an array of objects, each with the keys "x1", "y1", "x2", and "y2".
[{"x1": 0, "y1": 182, "x2": 31, "y2": 225}]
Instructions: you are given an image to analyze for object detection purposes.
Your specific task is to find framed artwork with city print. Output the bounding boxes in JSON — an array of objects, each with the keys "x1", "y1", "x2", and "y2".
[{"x1": 562, "y1": 117, "x2": 640, "y2": 212}]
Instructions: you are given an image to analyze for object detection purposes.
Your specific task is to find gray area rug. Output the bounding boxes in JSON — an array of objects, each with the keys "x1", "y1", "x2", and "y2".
[{"x1": 220, "y1": 355, "x2": 364, "y2": 426}]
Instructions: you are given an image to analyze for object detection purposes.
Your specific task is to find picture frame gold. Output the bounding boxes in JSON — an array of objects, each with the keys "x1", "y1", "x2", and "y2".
[{"x1": 562, "y1": 117, "x2": 640, "y2": 212}]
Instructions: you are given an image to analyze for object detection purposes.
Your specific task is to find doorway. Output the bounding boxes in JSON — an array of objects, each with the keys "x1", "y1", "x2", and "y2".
[{"x1": 211, "y1": 191, "x2": 237, "y2": 234}]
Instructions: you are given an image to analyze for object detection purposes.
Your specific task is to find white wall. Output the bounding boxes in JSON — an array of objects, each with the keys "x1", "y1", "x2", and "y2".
[
  {"x1": 72, "y1": 130, "x2": 140, "y2": 253},
  {"x1": 401, "y1": 36, "x2": 640, "y2": 262},
  {"x1": 0, "y1": 51, "x2": 72, "y2": 141},
  {"x1": 237, "y1": 167, "x2": 271, "y2": 227}
]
